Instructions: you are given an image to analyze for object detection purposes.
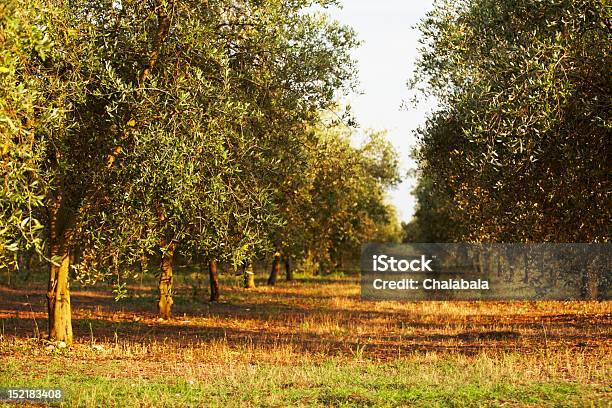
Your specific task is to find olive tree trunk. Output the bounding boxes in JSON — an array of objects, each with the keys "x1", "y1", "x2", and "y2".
[
  {"x1": 243, "y1": 262, "x2": 255, "y2": 289},
  {"x1": 46, "y1": 200, "x2": 73, "y2": 344},
  {"x1": 582, "y1": 255, "x2": 602, "y2": 300},
  {"x1": 209, "y1": 259, "x2": 220, "y2": 302},
  {"x1": 285, "y1": 257, "x2": 293, "y2": 281},
  {"x1": 47, "y1": 244, "x2": 73, "y2": 344},
  {"x1": 158, "y1": 240, "x2": 176, "y2": 319},
  {"x1": 523, "y1": 253, "x2": 529, "y2": 284},
  {"x1": 267, "y1": 252, "x2": 281, "y2": 285}
]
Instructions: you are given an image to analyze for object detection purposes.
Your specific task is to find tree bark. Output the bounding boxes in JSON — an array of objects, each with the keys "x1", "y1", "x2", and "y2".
[
  {"x1": 472, "y1": 250, "x2": 482, "y2": 274},
  {"x1": 285, "y1": 256, "x2": 292, "y2": 281},
  {"x1": 582, "y1": 255, "x2": 601, "y2": 300},
  {"x1": 243, "y1": 262, "x2": 255, "y2": 289},
  {"x1": 158, "y1": 240, "x2": 176, "y2": 319},
  {"x1": 209, "y1": 259, "x2": 220, "y2": 302},
  {"x1": 267, "y1": 252, "x2": 281, "y2": 285},
  {"x1": 46, "y1": 197, "x2": 74, "y2": 344},
  {"x1": 523, "y1": 253, "x2": 529, "y2": 284},
  {"x1": 47, "y1": 244, "x2": 72, "y2": 343},
  {"x1": 482, "y1": 249, "x2": 490, "y2": 275}
]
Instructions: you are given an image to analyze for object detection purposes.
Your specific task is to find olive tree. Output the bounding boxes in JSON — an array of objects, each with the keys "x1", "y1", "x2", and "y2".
[
  {"x1": 21, "y1": 0, "x2": 360, "y2": 334},
  {"x1": 268, "y1": 122, "x2": 400, "y2": 278},
  {"x1": 412, "y1": 0, "x2": 611, "y2": 243}
]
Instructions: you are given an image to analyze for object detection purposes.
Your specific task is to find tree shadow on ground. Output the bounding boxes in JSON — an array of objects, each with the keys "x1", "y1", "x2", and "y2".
[{"x1": 1, "y1": 283, "x2": 609, "y2": 359}]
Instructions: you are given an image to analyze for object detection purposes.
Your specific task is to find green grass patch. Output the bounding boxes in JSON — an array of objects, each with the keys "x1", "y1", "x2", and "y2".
[{"x1": 0, "y1": 355, "x2": 606, "y2": 407}]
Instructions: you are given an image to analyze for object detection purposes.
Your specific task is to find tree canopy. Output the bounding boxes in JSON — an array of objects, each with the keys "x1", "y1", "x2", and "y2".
[
  {"x1": 1, "y1": 0, "x2": 400, "y2": 342},
  {"x1": 409, "y1": 0, "x2": 611, "y2": 243}
]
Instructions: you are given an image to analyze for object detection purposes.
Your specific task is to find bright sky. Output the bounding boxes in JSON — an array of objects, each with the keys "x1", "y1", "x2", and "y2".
[{"x1": 326, "y1": 1, "x2": 437, "y2": 222}]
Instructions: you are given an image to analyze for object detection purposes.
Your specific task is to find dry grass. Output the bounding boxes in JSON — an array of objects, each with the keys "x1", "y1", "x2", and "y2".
[{"x1": 0, "y1": 272, "x2": 610, "y2": 406}]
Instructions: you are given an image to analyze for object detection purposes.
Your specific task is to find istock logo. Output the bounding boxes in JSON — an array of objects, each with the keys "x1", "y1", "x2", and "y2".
[{"x1": 372, "y1": 254, "x2": 433, "y2": 272}]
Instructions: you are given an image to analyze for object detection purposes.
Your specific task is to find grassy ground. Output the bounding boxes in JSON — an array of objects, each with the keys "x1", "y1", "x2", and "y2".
[{"x1": 0, "y1": 269, "x2": 610, "y2": 407}]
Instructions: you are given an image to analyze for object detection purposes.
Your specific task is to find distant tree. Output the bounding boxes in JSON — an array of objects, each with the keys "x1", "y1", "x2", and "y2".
[
  {"x1": 402, "y1": 174, "x2": 462, "y2": 243},
  {"x1": 272, "y1": 123, "x2": 400, "y2": 275},
  {"x1": 267, "y1": 251, "x2": 281, "y2": 285}
]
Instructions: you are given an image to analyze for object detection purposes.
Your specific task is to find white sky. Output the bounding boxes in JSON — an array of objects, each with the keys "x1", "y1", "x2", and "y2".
[{"x1": 326, "y1": 1, "x2": 437, "y2": 222}]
